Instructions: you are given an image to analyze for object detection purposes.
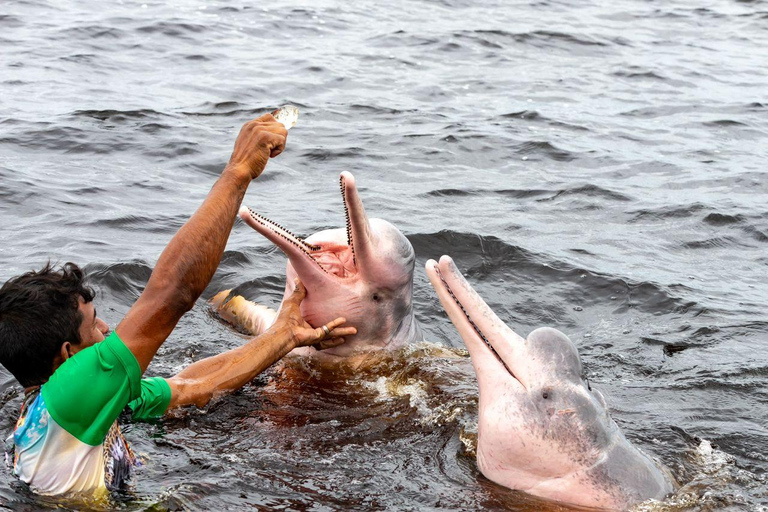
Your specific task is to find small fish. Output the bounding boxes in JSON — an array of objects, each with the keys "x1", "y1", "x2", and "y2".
[{"x1": 273, "y1": 105, "x2": 299, "y2": 130}]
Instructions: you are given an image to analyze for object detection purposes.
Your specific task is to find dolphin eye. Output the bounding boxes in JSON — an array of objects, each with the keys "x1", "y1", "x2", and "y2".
[
  {"x1": 372, "y1": 293, "x2": 380, "y2": 302},
  {"x1": 542, "y1": 391, "x2": 550, "y2": 400}
]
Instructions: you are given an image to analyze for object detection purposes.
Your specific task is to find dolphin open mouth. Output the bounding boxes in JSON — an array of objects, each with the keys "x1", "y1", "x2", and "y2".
[{"x1": 239, "y1": 172, "x2": 369, "y2": 282}]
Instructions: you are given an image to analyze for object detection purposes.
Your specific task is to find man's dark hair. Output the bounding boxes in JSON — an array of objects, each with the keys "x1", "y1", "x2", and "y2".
[{"x1": 0, "y1": 262, "x2": 95, "y2": 387}]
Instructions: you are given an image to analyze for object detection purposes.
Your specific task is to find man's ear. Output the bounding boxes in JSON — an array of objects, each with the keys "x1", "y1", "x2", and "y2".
[
  {"x1": 60, "y1": 342, "x2": 74, "y2": 361},
  {"x1": 51, "y1": 342, "x2": 73, "y2": 374}
]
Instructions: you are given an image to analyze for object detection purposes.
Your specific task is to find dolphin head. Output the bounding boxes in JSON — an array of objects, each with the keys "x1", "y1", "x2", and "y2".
[
  {"x1": 239, "y1": 172, "x2": 419, "y2": 356},
  {"x1": 426, "y1": 255, "x2": 629, "y2": 501}
]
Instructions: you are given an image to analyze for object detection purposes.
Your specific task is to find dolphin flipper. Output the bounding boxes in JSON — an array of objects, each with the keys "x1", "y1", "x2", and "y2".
[{"x1": 210, "y1": 290, "x2": 277, "y2": 336}]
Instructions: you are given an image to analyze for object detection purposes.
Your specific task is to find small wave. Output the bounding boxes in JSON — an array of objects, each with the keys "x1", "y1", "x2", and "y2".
[
  {"x1": 546, "y1": 184, "x2": 632, "y2": 202},
  {"x1": 703, "y1": 119, "x2": 749, "y2": 127},
  {"x1": 620, "y1": 105, "x2": 692, "y2": 118},
  {"x1": 612, "y1": 68, "x2": 668, "y2": 81},
  {"x1": 59, "y1": 25, "x2": 126, "y2": 40},
  {"x1": 515, "y1": 140, "x2": 577, "y2": 162},
  {"x1": 139, "y1": 122, "x2": 172, "y2": 134},
  {"x1": 95, "y1": 214, "x2": 184, "y2": 233},
  {"x1": 136, "y1": 21, "x2": 207, "y2": 38},
  {"x1": 183, "y1": 54, "x2": 210, "y2": 61},
  {"x1": 0, "y1": 15, "x2": 23, "y2": 28},
  {"x1": 144, "y1": 141, "x2": 201, "y2": 159},
  {"x1": 300, "y1": 147, "x2": 369, "y2": 161},
  {"x1": 366, "y1": 30, "x2": 439, "y2": 48},
  {"x1": 682, "y1": 237, "x2": 742, "y2": 249},
  {"x1": 641, "y1": 337, "x2": 692, "y2": 356},
  {"x1": 422, "y1": 188, "x2": 550, "y2": 199},
  {"x1": 469, "y1": 29, "x2": 609, "y2": 49},
  {"x1": 501, "y1": 109, "x2": 543, "y2": 121},
  {"x1": 72, "y1": 108, "x2": 167, "y2": 122},
  {"x1": 743, "y1": 226, "x2": 768, "y2": 243},
  {"x1": 349, "y1": 104, "x2": 415, "y2": 116},
  {"x1": 454, "y1": 32, "x2": 504, "y2": 50},
  {"x1": 0, "y1": 125, "x2": 94, "y2": 153},
  {"x1": 59, "y1": 53, "x2": 98, "y2": 63},
  {"x1": 181, "y1": 101, "x2": 275, "y2": 118},
  {"x1": 629, "y1": 203, "x2": 707, "y2": 222},
  {"x1": 703, "y1": 212, "x2": 744, "y2": 225},
  {"x1": 500, "y1": 110, "x2": 590, "y2": 132},
  {"x1": 84, "y1": 261, "x2": 153, "y2": 304}
]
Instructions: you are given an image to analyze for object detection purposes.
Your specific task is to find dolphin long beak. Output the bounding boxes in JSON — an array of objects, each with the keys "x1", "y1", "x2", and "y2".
[
  {"x1": 340, "y1": 171, "x2": 374, "y2": 276},
  {"x1": 426, "y1": 255, "x2": 526, "y2": 390},
  {"x1": 238, "y1": 206, "x2": 333, "y2": 288}
]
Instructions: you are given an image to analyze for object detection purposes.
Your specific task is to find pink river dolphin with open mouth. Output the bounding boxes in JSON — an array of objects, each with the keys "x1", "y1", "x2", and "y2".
[
  {"x1": 213, "y1": 171, "x2": 422, "y2": 358},
  {"x1": 426, "y1": 255, "x2": 674, "y2": 510}
]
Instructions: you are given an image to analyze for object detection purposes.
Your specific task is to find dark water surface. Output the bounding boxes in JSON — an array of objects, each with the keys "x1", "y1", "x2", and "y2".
[{"x1": 1, "y1": 0, "x2": 767, "y2": 510}]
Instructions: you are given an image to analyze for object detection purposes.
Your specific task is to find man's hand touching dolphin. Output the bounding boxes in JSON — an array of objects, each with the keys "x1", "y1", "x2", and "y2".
[
  {"x1": 167, "y1": 279, "x2": 356, "y2": 408},
  {"x1": 276, "y1": 279, "x2": 355, "y2": 352}
]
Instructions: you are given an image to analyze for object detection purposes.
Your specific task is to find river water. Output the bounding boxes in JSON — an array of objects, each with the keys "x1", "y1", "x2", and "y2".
[{"x1": 0, "y1": 0, "x2": 766, "y2": 510}]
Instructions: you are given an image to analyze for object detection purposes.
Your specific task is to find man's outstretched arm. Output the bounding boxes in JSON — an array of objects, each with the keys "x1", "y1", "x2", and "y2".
[
  {"x1": 117, "y1": 113, "x2": 288, "y2": 373},
  {"x1": 166, "y1": 281, "x2": 357, "y2": 408}
]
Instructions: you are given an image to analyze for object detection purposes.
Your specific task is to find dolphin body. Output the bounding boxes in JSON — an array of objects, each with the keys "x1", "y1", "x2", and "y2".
[
  {"x1": 426, "y1": 255, "x2": 674, "y2": 510},
  {"x1": 215, "y1": 171, "x2": 421, "y2": 359}
]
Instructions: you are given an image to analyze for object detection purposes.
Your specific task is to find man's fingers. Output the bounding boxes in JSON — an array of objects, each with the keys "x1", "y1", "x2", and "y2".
[
  {"x1": 256, "y1": 131, "x2": 286, "y2": 158},
  {"x1": 328, "y1": 326, "x2": 357, "y2": 338},
  {"x1": 256, "y1": 112, "x2": 277, "y2": 123},
  {"x1": 323, "y1": 337, "x2": 346, "y2": 348},
  {"x1": 312, "y1": 337, "x2": 346, "y2": 351},
  {"x1": 325, "y1": 317, "x2": 348, "y2": 332},
  {"x1": 317, "y1": 318, "x2": 356, "y2": 341}
]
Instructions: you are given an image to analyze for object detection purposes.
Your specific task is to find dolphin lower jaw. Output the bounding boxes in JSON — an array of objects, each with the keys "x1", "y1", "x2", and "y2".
[{"x1": 239, "y1": 206, "x2": 327, "y2": 270}]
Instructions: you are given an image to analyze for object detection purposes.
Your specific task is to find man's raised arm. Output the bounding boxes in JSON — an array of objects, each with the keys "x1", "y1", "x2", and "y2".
[{"x1": 117, "y1": 113, "x2": 287, "y2": 373}]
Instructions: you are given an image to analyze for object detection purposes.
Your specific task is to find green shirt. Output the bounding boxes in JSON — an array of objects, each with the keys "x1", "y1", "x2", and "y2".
[{"x1": 11, "y1": 332, "x2": 171, "y2": 494}]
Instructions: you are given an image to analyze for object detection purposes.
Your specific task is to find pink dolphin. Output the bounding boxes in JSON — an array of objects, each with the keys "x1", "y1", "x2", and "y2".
[
  {"x1": 426, "y1": 255, "x2": 674, "y2": 510},
  {"x1": 222, "y1": 171, "x2": 421, "y2": 358}
]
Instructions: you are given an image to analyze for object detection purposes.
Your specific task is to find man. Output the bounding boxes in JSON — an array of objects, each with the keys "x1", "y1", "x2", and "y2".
[{"x1": 0, "y1": 112, "x2": 356, "y2": 496}]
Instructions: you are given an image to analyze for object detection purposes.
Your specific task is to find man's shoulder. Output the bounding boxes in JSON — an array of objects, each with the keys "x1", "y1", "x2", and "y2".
[{"x1": 40, "y1": 332, "x2": 142, "y2": 447}]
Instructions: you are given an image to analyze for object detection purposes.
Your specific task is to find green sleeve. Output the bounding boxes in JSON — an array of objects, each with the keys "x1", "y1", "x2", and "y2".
[
  {"x1": 41, "y1": 331, "x2": 141, "y2": 446},
  {"x1": 128, "y1": 376, "x2": 172, "y2": 420}
]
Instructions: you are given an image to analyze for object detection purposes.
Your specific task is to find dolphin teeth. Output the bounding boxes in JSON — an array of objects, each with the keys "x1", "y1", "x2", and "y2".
[
  {"x1": 244, "y1": 207, "x2": 329, "y2": 274},
  {"x1": 434, "y1": 266, "x2": 515, "y2": 378},
  {"x1": 340, "y1": 175, "x2": 356, "y2": 266}
]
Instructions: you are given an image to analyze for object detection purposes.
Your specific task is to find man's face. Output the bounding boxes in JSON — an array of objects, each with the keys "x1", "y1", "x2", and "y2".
[{"x1": 73, "y1": 296, "x2": 110, "y2": 354}]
